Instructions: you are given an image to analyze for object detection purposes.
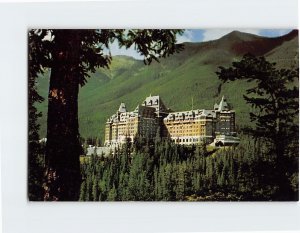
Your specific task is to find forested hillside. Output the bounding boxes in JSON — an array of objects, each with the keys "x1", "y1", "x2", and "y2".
[
  {"x1": 79, "y1": 135, "x2": 299, "y2": 201},
  {"x1": 36, "y1": 30, "x2": 298, "y2": 141}
]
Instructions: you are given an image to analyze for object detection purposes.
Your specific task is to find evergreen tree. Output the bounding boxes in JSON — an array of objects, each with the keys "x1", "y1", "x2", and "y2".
[
  {"x1": 92, "y1": 177, "x2": 99, "y2": 201},
  {"x1": 175, "y1": 163, "x2": 186, "y2": 200},
  {"x1": 29, "y1": 29, "x2": 184, "y2": 200},
  {"x1": 217, "y1": 53, "x2": 299, "y2": 200},
  {"x1": 128, "y1": 153, "x2": 142, "y2": 200},
  {"x1": 107, "y1": 185, "x2": 117, "y2": 201},
  {"x1": 163, "y1": 164, "x2": 174, "y2": 200},
  {"x1": 192, "y1": 172, "x2": 200, "y2": 194},
  {"x1": 99, "y1": 179, "x2": 107, "y2": 201},
  {"x1": 28, "y1": 30, "x2": 48, "y2": 201},
  {"x1": 79, "y1": 180, "x2": 87, "y2": 201},
  {"x1": 78, "y1": 130, "x2": 299, "y2": 201}
]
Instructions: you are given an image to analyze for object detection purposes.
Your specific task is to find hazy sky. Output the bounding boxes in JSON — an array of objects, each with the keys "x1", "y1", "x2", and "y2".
[{"x1": 108, "y1": 29, "x2": 293, "y2": 60}]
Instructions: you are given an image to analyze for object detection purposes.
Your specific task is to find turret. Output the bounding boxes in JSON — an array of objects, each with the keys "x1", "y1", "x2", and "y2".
[
  {"x1": 118, "y1": 102, "x2": 127, "y2": 113},
  {"x1": 217, "y1": 96, "x2": 229, "y2": 111}
]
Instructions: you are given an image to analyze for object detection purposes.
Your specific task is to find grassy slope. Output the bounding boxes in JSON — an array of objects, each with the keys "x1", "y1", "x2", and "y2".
[{"x1": 36, "y1": 30, "x2": 299, "y2": 141}]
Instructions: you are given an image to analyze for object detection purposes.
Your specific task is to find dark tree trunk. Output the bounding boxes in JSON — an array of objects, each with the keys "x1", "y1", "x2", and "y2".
[
  {"x1": 273, "y1": 132, "x2": 294, "y2": 200},
  {"x1": 44, "y1": 30, "x2": 82, "y2": 201}
]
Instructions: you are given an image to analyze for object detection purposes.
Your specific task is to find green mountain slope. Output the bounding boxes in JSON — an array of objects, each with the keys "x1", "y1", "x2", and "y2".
[{"x1": 36, "y1": 30, "x2": 299, "y2": 142}]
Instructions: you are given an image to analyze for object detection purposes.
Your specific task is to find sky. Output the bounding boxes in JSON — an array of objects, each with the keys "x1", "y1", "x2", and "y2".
[{"x1": 108, "y1": 29, "x2": 293, "y2": 60}]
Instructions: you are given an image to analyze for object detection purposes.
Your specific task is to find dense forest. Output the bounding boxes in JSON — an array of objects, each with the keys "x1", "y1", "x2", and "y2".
[
  {"x1": 77, "y1": 53, "x2": 299, "y2": 202},
  {"x1": 30, "y1": 132, "x2": 299, "y2": 201},
  {"x1": 28, "y1": 30, "x2": 298, "y2": 201},
  {"x1": 78, "y1": 134, "x2": 298, "y2": 201}
]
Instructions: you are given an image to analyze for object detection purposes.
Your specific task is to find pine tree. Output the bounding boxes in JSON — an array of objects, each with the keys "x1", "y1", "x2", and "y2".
[
  {"x1": 85, "y1": 176, "x2": 93, "y2": 201},
  {"x1": 157, "y1": 164, "x2": 166, "y2": 200},
  {"x1": 99, "y1": 179, "x2": 107, "y2": 201},
  {"x1": 79, "y1": 180, "x2": 87, "y2": 201},
  {"x1": 175, "y1": 163, "x2": 186, "y2": 200},
  {"x1": 217, "y1": 54, "x2": 299, "y2": 199},
  {"x1": 107, "y1": 185, "x2": 117, "y2": 201},
  {"x1": 29, "y1": 29, "x2": 184, "y2": 200},
  {"x1": 92, "y1": 177, "x2": 99, "y2": 201},
  {"x1": 128, "y1": 153, "x2": 142, "y2": 200},
  {"x1": 163, "y1": 163, "x2": 174, "y2": 200}
]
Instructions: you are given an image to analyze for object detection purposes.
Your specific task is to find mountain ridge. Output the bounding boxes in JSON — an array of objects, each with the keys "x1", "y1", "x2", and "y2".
[{"x1": 36, "y1": 30, "x2": 299, "y2": 141}]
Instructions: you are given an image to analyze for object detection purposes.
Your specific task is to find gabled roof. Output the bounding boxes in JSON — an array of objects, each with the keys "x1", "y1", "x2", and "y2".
[
  {"x1": 164, "y1": 109, "x2": 216, "y2": 121},
  {"x1": 142, "y1": 95, "x2": 169, "y2": 114},
  {"x1": 214, "y1": 103, "x2": 219, "y2": 110}
]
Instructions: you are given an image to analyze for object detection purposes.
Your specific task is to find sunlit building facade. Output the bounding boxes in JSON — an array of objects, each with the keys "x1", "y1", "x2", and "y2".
[
  {"x1": 104, "y1": 95, "x2": 237, "y2": 146},
  {"x1": 104, "y1": 96, "x2": 164, "y2": 146},
  {"x1": 163, "y1": 96, "x2": 236, "y2": 145}
]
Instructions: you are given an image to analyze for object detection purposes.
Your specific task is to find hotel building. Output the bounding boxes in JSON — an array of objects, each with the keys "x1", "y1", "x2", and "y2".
[{"x1": 104, "y1": 95, "x2": 237, "y2": 146}]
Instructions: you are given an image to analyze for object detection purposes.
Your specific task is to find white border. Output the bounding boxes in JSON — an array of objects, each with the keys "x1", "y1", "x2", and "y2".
[{"x1": 0, "y1": 1, "x2": 299, "y2": 233}]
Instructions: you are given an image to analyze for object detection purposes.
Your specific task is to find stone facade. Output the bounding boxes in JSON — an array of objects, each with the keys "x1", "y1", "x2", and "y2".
[
  {"x1": 163, "y1": 109, "x2": 215, "y2": 145},
  {"x1": 164, "y1": 96, "x2": 236, "y2": 145},
  {"x1": 104, "y1": 95, "x2": 237, "y2": 146},
  {"x1": 104, "y1": 97, "x2": 161, "y2": 146}
]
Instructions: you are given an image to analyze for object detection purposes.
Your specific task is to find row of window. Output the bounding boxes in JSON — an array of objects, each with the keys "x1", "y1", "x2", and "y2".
[
  {"x1": 165, "y1": 118, "x2": 211, "y2": 123},
  {"x1": 172, "y1": 138, "x2": 204, "y2": 143},
  {"x1": 169, "y1": 129, "x2": 206, "y2": 133}
]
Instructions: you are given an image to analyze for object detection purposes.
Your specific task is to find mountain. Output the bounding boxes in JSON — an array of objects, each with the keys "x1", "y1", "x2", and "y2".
[{"x1": 35, "y1": 30, "x2": 299, "y2": 141}]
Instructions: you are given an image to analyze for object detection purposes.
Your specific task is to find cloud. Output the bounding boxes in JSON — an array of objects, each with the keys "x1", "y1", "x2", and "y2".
[
  {"x1": 107, "y1": 30, "x2": 196, "y2": 59},
  {"x1": 176, "y1": 30, "x2": 194, "y2": 43},
  {"x1": 104, "y1": 40, "x2": 143, "y2": 60},
  {"x1": 202, "y1": 29, "x2": 261, "y2": 41}
]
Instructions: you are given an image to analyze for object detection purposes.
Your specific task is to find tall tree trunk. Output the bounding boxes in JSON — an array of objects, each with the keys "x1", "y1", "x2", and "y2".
[
  {"x1": 274, "y1": 136, "x2": 293, "y2": 200},
  {"x1": 44, "y1": 30, "x2": 82, "y2": 201}
]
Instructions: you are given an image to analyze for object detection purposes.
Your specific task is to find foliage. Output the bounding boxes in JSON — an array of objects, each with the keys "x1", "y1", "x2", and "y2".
[
  {"x1": 216, "y1": 53, "x2": 299, "y2": 199},
  {"x1": 29, "y1": 30, "x2": 298, "y2": 201},
  {"x1": 217, "y1": 53, "x2": 298, "y2": 142},
  {"x1": 79, "y1": 136, "x2": 298, "y2": 201},
  {"x1": 28, "y1": 30, "x2": 49, "y2": 200},
  {"x1": 29, "y1": 29, "x2": 184, "y2": 201},
  {"x1": 35, "y1": 31, "x2": 298, "y2": 140}
]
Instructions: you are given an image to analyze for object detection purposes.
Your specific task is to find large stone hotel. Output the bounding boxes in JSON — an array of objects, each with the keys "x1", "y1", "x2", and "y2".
[{"x1": 104, "y1": 95, "x2": 239, "y2": 146}]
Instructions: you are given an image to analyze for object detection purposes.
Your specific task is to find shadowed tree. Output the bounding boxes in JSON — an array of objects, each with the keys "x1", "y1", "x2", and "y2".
[
  {"x1": 28, "y1": 29, "x2": 184, "y2": 201},
  {"x1": 216, "y1": 53, "x2": 299, "y2": 199},
  {"x1": 28, "y1": 30, "x2": 51, "y2": 200}
]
